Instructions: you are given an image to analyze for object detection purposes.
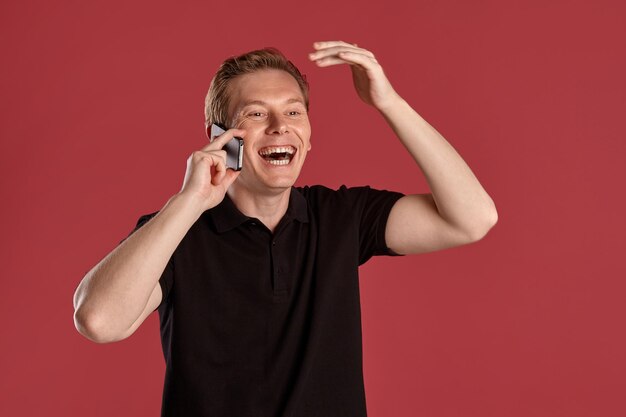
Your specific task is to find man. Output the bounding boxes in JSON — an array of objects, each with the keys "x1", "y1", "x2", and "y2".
[{"x1": 74, "y1": 41, "x2": 497, "y2": 416}]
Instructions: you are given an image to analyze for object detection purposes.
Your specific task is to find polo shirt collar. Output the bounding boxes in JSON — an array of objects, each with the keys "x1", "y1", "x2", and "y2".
[
  {"x1": 288, "y1": 187, "x2": 309, "y2": 223},
  {"x1": 210, "y1": 187, "x2": 309, "y2": 233}
]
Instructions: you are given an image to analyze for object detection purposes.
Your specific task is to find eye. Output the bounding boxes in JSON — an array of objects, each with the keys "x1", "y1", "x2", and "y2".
[
  {"x1": 246, "y1": 111, "x2": 266, "y2": 120},
  {"x1": 287, "y1": 109, "x2": 306, "y2": 116}
]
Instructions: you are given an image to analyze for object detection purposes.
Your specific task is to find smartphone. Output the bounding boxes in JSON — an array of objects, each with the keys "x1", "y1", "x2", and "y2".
[{"x1": 209, "y1": 123, "x2": 244, "y2": 171}]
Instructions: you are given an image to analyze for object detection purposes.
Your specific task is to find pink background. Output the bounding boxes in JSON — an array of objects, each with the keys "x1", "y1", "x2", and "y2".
[{"x1": 2, "y1": 0, "x2": 625, "y2": 416}]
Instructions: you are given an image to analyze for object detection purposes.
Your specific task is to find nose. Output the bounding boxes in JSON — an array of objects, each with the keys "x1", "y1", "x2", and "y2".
[{"x1": 265, "y1": 113, "x2": 289, "y2": 135}]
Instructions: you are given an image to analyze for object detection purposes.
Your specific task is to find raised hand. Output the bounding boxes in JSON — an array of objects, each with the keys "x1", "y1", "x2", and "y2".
[{"x1": 309, "y1": 40, "x2": 400, "y2": 111}]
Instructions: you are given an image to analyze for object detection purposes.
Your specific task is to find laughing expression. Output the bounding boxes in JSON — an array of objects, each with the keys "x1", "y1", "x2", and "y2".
[{"x1": 226, "y1": 69, "x2": 312, "y2": 194}]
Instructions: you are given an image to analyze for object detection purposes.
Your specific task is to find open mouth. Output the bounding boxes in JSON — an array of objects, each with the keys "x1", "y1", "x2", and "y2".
[{"x1": 258, "y1": 146, "x2": 296, "y2": 166}]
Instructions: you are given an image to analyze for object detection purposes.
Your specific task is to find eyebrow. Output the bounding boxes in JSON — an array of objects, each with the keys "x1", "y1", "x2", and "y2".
[{"x1": 240, "y1": 98, "x2": 305, "y2": 107}]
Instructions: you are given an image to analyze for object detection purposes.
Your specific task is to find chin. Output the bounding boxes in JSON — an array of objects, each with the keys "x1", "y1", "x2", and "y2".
[{"x1": 262, "y1": 178, "x2": 297, "y2": 192}]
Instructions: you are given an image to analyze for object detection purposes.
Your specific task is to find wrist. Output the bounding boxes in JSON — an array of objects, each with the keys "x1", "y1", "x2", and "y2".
[
  {"x1": 375, "y1": 91, "x2": 405, "y2": 116},
  {"x1": 167, "y1": 191, "x2": 208, "y2": 220}
]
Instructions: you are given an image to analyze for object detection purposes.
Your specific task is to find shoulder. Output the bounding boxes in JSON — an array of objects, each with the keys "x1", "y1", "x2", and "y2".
[
  {"x1": 294, "y1": 185, "x2": 360, "y2": 219},
  {"x1": 294, "y1": 185, "x2": 403, "y2": 218},
  {"x1": 295, "y1": 184, "x2": 402, "y2": 204},
  {"x1": 120, "y1": 210, "x2": 160, "y2": 244},
  {"x1": 136, "y1": 211, "x2": 160, "y2": 225},
  {"x1": 129, "y1": 211, "x2": 162, "y2": 233},
  {"x1": 295, "y1": 184, "x2": 374, "y2": 200}
]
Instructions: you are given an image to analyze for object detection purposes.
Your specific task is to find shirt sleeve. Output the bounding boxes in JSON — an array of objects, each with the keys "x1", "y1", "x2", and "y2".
[
  {"x1": 121, "y1": 212, "x2": 175, "y2": 311},
  {"x1": 353, "y1": 186, "x2": 405, "y2": 265}
]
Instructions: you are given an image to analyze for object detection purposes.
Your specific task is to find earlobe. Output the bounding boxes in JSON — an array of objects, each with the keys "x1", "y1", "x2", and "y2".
[{"x1": 205, "y1": 124, "x2": 211, "y2": 139}]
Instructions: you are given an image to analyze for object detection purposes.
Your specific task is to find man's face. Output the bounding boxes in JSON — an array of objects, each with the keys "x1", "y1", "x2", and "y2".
[{"x1": 226, "y1": 69, "x2": 311, "y2": 195}]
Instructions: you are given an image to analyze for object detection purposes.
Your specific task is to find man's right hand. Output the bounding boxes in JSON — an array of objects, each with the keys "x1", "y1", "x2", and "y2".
[
  {"x1": 179, "y1": 128, "x2": 245, "y2": 211},
  {"x1": 73, "y1": 128, "x2": 247, "y2": 343}
]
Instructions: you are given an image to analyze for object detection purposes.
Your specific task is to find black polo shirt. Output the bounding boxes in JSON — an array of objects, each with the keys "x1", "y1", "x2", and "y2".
[{"x1": 128, "y1": 185, "x2": 404, "y2": 417}]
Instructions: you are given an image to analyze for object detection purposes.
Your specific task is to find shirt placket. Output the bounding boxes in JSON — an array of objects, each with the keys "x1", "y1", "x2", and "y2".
[{"x1": 270, "y1": 236, "x2": 289, "y2": 299}]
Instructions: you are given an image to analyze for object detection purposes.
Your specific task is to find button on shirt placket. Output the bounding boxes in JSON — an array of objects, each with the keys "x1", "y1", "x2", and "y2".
[
  {"x1": 270, "y1": 238, "x2": 289, "y2": 298},
  {"x1": 249, "y1": 218, "x2": 291, "y2": 301}
]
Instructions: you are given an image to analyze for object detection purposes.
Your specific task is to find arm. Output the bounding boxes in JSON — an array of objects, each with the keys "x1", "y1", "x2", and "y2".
[
  {"x1": 73, "y1": 129, "x2": 243, "y2": 343},
  {"x1": 309, "y1": 41, "x2": 498, "y2": 255},
  {"x1": 380, "y1": 97, "x2": 497, "y2": 254},
  {"x1": 73, "y1": 194, "x2": 202, "y2": 343}
]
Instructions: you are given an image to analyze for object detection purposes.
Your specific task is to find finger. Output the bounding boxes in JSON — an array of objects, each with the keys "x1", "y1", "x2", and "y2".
[
  {"x1": 222, "y1": 168, "x2": 241, "y2": 189},
  {"x1": 193, "y1": 151, "x2": 225, "y2": 183},
  {"x1": 209, "y1": 151, "x2": 228, "y2": 182},
  {"x1": 311, "y1": 44, "x2": 374, "y2": 56},
  {"x1": 211, "y1": 155, "x2": 227, "y2": 185},
  {"x1": 312, "y1": 54, "x2": 378, "y2": 68},
  {"x1": 309, "y1": 45, "x2": 375, "y2": 61},
  {"x1": 313, "y1": 40, "x2": 360, "y2": 50},
  {"x1": 311, "y1": 42, "x2": 374, "y2": 59},
  {"x1": 202, "y1": 128, "x2": 246, "y2": 152},
  {"x1": 313, "y1": 53, "x2": 379, "y2": 70},
  {"x1": 210, "y1": 149, "x2": 228, "y2": 162},
  {"x1": 192, "y1": 149, "x2": 227, "y2": 166},
  {"x1": 312, "y1": 56, "x2": 355, "y2": 67},
  {"x1": 326, "y1": 51, "x2": 381, "y2": 70}
]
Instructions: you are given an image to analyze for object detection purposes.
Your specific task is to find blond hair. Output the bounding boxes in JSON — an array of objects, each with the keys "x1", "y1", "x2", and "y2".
[{"x1": 204, "y1": 47, "x2": 309, "y2": 127}]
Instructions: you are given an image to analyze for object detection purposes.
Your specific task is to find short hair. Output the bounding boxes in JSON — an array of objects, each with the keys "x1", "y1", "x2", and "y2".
[{"x1": 204, "y1": 47, "x2": 309, "y2": 127}]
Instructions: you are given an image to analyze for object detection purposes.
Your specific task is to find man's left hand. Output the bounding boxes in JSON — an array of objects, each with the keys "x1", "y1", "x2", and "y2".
[{"x1": 309, "y1": 40, "x2": 400, "y2": 111}]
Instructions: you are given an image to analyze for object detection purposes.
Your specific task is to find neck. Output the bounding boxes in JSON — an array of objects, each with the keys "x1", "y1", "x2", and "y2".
[{"x1": 227, "y1": 184, "x2": 291, "y2": 233}]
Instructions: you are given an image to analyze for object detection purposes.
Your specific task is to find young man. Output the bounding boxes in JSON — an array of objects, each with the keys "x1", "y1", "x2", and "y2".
[{"x1": 74, "y1": 41, "x2": 497, "y2": 416}]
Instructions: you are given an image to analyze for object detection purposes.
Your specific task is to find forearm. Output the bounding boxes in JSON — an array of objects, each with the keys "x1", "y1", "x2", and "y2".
[
  {"x1": 73, "y1": 192, "x2": 204, "y2": 341},
  {"x1": 379, "y1": 96, "x2": 498, "y2": 236}
]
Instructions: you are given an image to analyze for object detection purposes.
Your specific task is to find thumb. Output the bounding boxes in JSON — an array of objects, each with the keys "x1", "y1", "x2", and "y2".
[{"x1": 221, "y1": 168, "x2": 241, "y2": 190}]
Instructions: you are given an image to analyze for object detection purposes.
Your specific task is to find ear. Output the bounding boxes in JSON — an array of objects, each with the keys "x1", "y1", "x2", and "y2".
[{"x1": 205, "y1": 123, "x2": 211, "y2": 140}]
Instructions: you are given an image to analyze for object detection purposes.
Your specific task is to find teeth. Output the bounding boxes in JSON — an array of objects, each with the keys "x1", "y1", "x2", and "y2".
[
  {"x1": 267, "y1": 159, "x2": 290, "y2": 166},
  {"x1": 259, "y1": 146, "x2": 295, "y2": 156}
]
